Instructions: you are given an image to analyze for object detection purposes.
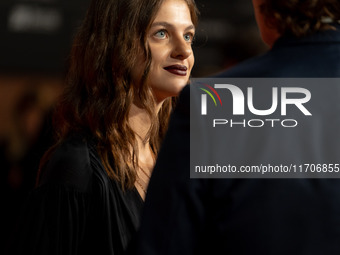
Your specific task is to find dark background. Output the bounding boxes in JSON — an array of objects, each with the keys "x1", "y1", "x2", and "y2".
[
  {"x1": 0, "y1": 0, "x2": 267, "y2": 252},
  {"x1": 0, "y1": 0, "x2": 267, "y2": 75}
]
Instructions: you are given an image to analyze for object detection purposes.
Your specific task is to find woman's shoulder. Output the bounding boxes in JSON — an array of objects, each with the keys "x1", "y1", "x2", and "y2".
[{"x1": 38, "y1": 133, "x2": 97, "y2": 192}]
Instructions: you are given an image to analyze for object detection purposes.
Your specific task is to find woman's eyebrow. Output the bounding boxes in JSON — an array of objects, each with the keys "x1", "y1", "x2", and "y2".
[{"x1": 151, "y1": 21, "x2": 195, "y2": 31}]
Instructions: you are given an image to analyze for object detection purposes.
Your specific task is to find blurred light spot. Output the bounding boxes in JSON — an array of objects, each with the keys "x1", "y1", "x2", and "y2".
[{"x1": 7, "y1": 4, "x2": 62, "y2": 34}]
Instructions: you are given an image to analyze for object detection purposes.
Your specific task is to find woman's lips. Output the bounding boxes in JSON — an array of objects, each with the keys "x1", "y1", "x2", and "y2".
[{"x1": 164, "y1": 65, "x2": 187, "y2": 76}]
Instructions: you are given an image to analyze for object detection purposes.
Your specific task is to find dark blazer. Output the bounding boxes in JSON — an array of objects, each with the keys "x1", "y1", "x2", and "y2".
[
  {"x1": 133, "y1": 25, "x2": 340, "y2": 255},
  {"x1": 215, "y1": 24, "x2": 340, "y2": 78}
]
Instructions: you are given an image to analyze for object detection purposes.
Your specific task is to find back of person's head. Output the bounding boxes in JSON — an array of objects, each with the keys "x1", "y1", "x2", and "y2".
[{"x1": 261, "y1": 0, "x2": 340, "y2": 37}]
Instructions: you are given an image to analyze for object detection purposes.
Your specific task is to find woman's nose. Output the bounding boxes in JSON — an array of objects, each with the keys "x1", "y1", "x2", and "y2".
[{"x1": 170, "y1": 36, "x2": 192, "y2": 60}]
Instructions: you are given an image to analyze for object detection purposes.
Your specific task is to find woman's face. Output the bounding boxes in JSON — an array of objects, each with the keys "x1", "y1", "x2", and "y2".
[{"x1": 134, "y1": 0, "x2": 195, "y2": 103}]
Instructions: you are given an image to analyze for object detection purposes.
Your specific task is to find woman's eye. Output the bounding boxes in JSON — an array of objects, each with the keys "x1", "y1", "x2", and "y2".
[
  {"x1": 154, "y1": 30, "x2": 167, "y2": 39},
  {"x1": 184, "y1": 33, "x2": 194, "y2": 42}
]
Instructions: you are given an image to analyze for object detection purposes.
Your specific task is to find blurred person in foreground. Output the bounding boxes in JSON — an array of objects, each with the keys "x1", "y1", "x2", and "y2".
[
  {"x1": 7, "y1": 0, "x2": 198, "y2": 254},
  {"x1": 132, "y1": 0, "x2": 340, "y2": 254}
]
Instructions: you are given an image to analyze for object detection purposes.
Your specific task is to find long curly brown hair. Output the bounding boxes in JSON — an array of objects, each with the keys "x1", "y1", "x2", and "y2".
[
  {"x1": 38, "y1": 0, "x2": 199, "y2": 190},
  {"x1": 261, "y1": 0, "x2": 340, "y2": 37}
]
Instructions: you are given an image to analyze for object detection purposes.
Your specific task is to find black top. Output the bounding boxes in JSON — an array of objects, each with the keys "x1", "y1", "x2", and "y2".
[{"x1": 8, "y1": 134, "x2": 143, "y2": 255}]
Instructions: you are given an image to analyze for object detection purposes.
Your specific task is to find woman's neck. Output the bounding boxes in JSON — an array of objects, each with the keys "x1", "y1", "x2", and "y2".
[
  {"x1": 128, "y1": 100, "x2": 163, "y2": 148},
  {"x1": 129, "y1": 103, "x2": 160, "y2": 200},
  {"x1": 129, "y1": 103, "x2": 152, "y2": 147}
]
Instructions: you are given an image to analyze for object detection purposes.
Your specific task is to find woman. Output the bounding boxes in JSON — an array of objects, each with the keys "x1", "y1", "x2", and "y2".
[{"x1": 8, "y1": 0, "x2": 198, "y2": 254}]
